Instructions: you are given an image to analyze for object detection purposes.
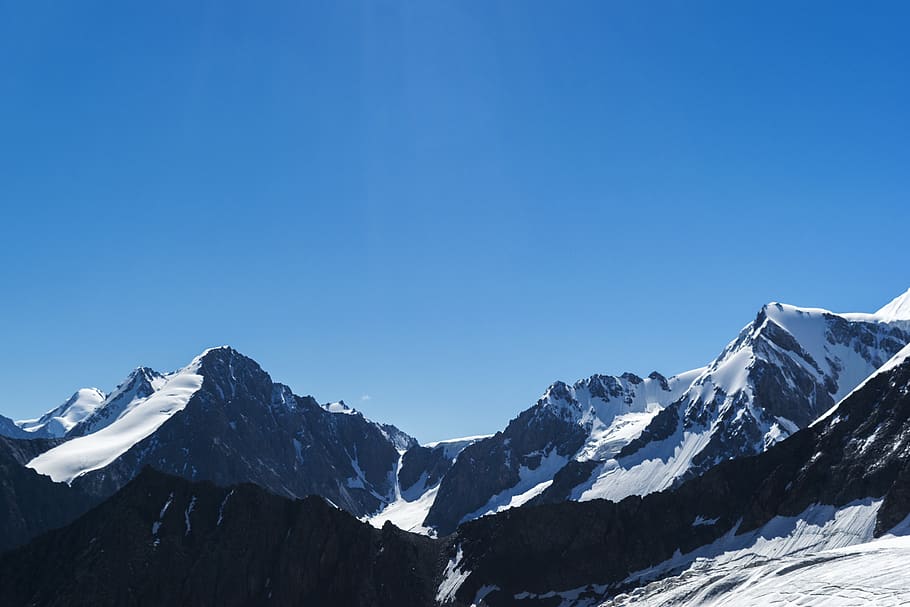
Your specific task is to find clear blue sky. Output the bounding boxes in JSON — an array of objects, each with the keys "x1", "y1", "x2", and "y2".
[{"x1": 1, "y1": 1, "x2": 908, "y2": 441}]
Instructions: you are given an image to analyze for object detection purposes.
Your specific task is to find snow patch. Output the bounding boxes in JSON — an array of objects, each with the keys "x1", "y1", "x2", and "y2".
[
  {"x1": 436, "y1": 546, "x2": 470, "y2": 603},
  {"x1": 875, "y1": 287, "x2": 910, "y2": 322},
  {"x1": 217, "y1": 489, "x2": 234, "y2": 526},
  {"x1": 184, "y1": 495, "x2": 197, "y2": 535}
]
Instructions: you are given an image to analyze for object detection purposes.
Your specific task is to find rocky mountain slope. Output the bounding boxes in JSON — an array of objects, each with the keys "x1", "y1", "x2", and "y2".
[
  {"x1": 0, "y1": 435, "x2": 94, "y2": 553},
  {"x1": 437, "y1": 341, "x2": 910, "y2": 605},
  {"x1": 26, "y1": 347, "x2": 416, "y2": 517},
  {"x1": 401, "y1": 295, "x2": 910, "y2": 534},
  {"x1": 5, "y1": 340, "x2": 910, "y2": 605},
  {"x1": 7, "y1": 290, "x2": 910, "y2": 545},
  {"x1": 0, "y1": 467, "x2": 442, "y2": 607}
]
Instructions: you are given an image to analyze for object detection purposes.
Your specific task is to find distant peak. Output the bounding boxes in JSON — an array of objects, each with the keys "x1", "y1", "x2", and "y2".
[
  {"x1": 126, "y1": 366, "x2": 162, "y2": 383},
  {"x1": 876, "y1": 288, "x2": 910, "y2": 322},
  {"x1": 196, "y1": 345, "x2": 238, "y2": 359},
  {"x1": 190, "y1": 346, "x2": 256, "y2": 371}
]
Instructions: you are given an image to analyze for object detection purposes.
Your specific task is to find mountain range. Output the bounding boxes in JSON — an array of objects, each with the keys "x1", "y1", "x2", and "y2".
[{"x1": 2, "y1": 288, "x2": 910, "y2": 605}]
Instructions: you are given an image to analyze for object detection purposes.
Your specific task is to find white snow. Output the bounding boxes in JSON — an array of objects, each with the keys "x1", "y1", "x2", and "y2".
[
  {"x1": 370, "y1": 483, "x2": 441, "y2": 535},
  {"x1": 184, "y1": 496, "x2": 197, "y2": 535},
  {"x1": 606, "y1": 534, "x2": 910, "y2": 606},
  {"x1": 572, "y1": 302, "x2": 910, "y2": 505},
  {"x1": 217, "y1": 489, "x2": 234, "y2": 526},
  {"x1": 508, "y1": 500, "x2": 889, "y2": 607},
  {"x1": 17, "y1": 388, "x2": 106, "y2": 437},
  {"x1": 813, "y1": 342, "x2": 910, "y2": 428},
  {"x1": 368, "y1": 435, "x2": 489, "y2": 534},
  {"x1": 27, "y1": 356, "x2": 205, "y2": 483},
  {"x1": 324, "y1": 401, "x2": 356, "y2": 415},
  {"x1": 424, "y1": 435, "x2": 493, "y2": 459},
  {"x1": 436, "y1": 545, "x2": 470, "y2": 603},
  {"x1": 151, "y1": 492, "x2": 174, "y2": 538},
  {"x1": 73, "y1": 368, "x2": 168, "y2": 436},
  {"x1": 459, "y1": 448, "x2": 569, "y2": 523},
  {"x1": 875, "y1": 287, "x2": 910, "y2": 322},
  {"x1": 622, "y1": 499, "x2": 883, "y2": 591},
  {"x1": 432, "y1": 367, "x2": 707, "y2": 525},
  {"x1": 582, "y1": 428, "x2": 711, "y2": 501}
]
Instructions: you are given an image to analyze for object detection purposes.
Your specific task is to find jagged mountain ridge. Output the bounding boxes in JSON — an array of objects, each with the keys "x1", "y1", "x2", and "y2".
[
  {"x1": 437, "y1": 341, "x2": 910, "y2": 605},
  {"x1": 26, "y1": 347, "x2": 417, "y2": 518},
  {"x1": 420, "y1": 368, "x2": 701, "y2": 534},
  {"x1": 67, "y1": 367, "x2": 167, "y2": 437},
  {"x1": 16, "y1": 388, "x2": 106, "y2": 438},
  {"x1": 4, "y1": 342, "x2": 910, "y2": 605},
  {"x1": 6, "y1": 290, "x2": 910, "y2": 538},
  {"x1": 410, "y1": 298, "x2": 910, "y2": 533}
]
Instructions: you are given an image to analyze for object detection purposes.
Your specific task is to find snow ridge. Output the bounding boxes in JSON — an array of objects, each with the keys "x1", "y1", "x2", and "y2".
[
  {"x1": 27, "y1": 359, "x2": 205, "y2": 483},
  {"x1": 17, "y1": 388, "x2": 106, "y2": 438},
  {"x1": 876, "y1": 288, "x2": 910, "y2": 322}
]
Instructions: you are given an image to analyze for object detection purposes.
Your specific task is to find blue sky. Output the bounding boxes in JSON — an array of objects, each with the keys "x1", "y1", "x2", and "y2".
[{"x1": 1, "y1": 1, "x2": 908, "y2": 441}]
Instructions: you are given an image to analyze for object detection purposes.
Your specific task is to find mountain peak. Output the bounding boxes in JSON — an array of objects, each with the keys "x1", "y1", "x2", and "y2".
[
  {"x1": 190, "y1": 346, "x2": 267, "y2": 380},
  {"x1": 876, "y1": 288, "x2": 910, "y2": 322},
  {"x1": 191, "y1": 345, "x2": 242, "y2": 365},
  {"x1": 16, "y1": 388, "x2": 107, "y2": 438}
]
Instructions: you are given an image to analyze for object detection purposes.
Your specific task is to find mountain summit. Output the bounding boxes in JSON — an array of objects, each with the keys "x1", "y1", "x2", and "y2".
[
  {"x1": 876, "y1": 287, "x2": 910, "y2": 322},
  {"x1": 400, "y1": 294, "x2": 910, "y2": 534},
  {"x1": 26, "y1": 346, "x2": 415, "y2": 517}
]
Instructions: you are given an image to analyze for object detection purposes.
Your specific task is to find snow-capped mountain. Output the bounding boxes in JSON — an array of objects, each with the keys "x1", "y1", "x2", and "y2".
[
  {"x1": 594, "y1": 301, "x2": 910, "y2": 499},
  {"x1": 67, "y1": 367, "x2": 167, "y2": 437},
  {"x1": 421, "y1": 369, "x2": 702, "y2": 534},
  {"x1": 876, "y1": 286, "x2": 910, "y2": 323},
  {"x1": 404, "y1": 294, "x2": 910, "y2": 534},
  {"x1": 15, "y1": 388, "x2": 106, "y2": 438},
  {"x1": 6, "y1": 340, "x2": 910, "y2": 606},
  {"x1": 25, "y1": 347, "x2": 416, "y2": 517},
  {"x1": 7, "y1": 289, "x2": 910, "y2": 542},
  {"x1": 433, "y1": 340, "x2": 910, "y2": 605}
]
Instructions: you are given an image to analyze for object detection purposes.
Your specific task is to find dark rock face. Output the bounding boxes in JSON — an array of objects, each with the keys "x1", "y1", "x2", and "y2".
[
  {"x1": 0, "y1": 414, "x2": 30, "y2": 439},
  {"x1": 0, "y1": 468, "x2": 443, "y2": 607},
  {"x1": 444, "y1": 353, "x2": 910, "y2": 606},
  {"x1": 621, "y1": 306, "x2": 910, "y2": 486},
  {"x1": 618, "y1": 404, "x2": 679, "y2": 458},
  {"x1": 399, "y1": 444, "x2": 456, "y2": 494},
  {"x1": 0, "y1": 436, "x2": 95, "y2": 553},
  {"x1": 421, "y1": 370, "x2": 690, "y2": 535},
  {"x1": 527, "y1": 459, "x2": 600, "y2": 506},
  {"x1": 0, "y1": 435, "x2": 64, "y2": 464},
  {"x1": 425, "y1": 402, "x2": 587, "y2": 535},
  {"x1": 418, "y1": 306, "x2": 910, "y2": 535},
  {"x1": 71, "y1": 348, "x2": 411, "y2": 517}
]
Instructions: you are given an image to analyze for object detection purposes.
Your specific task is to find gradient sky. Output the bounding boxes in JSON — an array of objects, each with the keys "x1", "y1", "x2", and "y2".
[{"x1": 1, "y1": 1, "x2": 908, "y2": 441}]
